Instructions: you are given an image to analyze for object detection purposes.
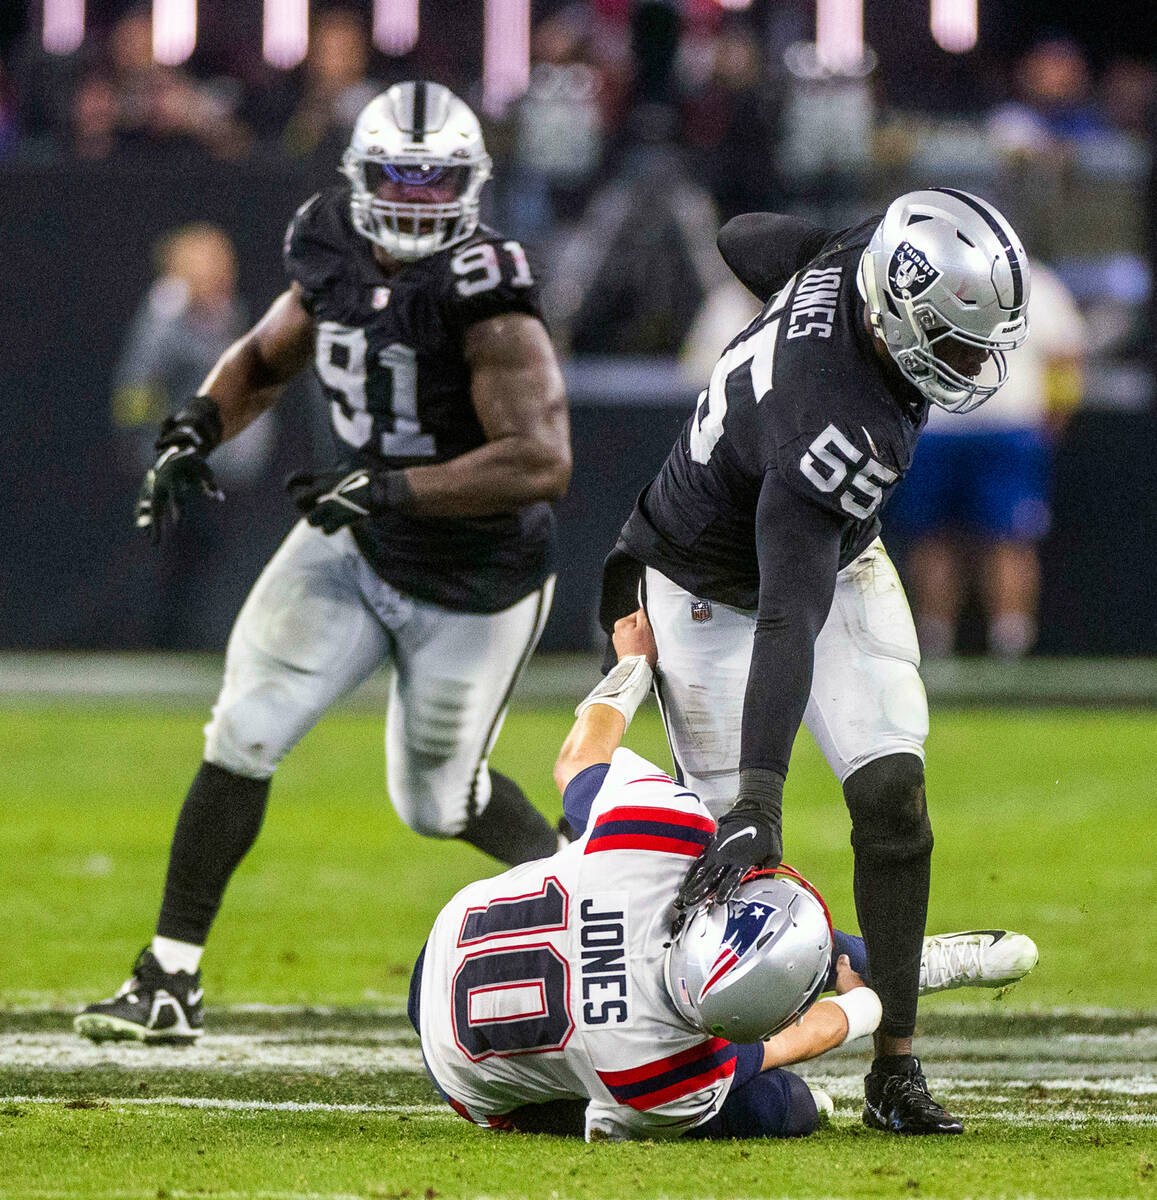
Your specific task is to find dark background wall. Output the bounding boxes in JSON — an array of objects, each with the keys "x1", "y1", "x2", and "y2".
[{"x1": 1, "y1": 161, "x2": 1154, "y2": 654}]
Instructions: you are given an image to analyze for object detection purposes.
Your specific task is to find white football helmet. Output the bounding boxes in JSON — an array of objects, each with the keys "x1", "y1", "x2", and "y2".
[
  {"x1": 341, "y1": 81, "x2": 492, "y2": 261},
  {"x1": 857, "y1": 188, "x2": 1030, "y2": 413},
  {"x1": 664, "y1": 866, "x2": 833, "y2": 1044}
]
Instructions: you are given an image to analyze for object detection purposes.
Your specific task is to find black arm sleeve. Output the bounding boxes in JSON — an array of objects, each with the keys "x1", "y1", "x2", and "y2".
[
  {"x1": 717, "y1": 214, "x2": 831, "y2": 302},
  {"x1": 739, "y1": 470, "x2": 844, "y2": 778}
]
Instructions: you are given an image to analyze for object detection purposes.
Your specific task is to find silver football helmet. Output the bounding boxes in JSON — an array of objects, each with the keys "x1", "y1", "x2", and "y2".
[
  {"x1": 341, "y1": 81, "x2": 492, "y2": 261},
  {"x1": 857, "y1": 188, "x2": 1030, "y2": 413},
  {"x1": 664, "y1": 866, "x2": 833, "y2": 1044}
]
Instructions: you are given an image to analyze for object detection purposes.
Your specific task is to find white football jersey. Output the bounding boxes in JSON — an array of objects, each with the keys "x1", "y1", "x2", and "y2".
[{"x1": 418, "y1": 747, "x2": 742, "y2": 1141}]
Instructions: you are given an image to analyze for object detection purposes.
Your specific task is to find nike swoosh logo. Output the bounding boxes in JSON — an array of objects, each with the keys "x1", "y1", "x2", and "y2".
[
  {"x1": 716, "y1": 826, "x2": 757, "y2": 851},
  {"x1": 186, "y1": 988, "x2": 204, "y2": 1006}
]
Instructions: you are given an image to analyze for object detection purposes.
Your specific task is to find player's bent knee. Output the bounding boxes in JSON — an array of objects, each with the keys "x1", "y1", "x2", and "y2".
[
  {"x1": 387, "y1": 762, "x2": 470, "y2": 839},
  {"x1": 204, "y1": 697, "x2": 295, "y2": 779},
  {"x1": 843, "y1": 752, "x2": 933, "y2": 863},
  {"x1": 688, "y1": 1069, "x2": 819, "y2": 1140}
]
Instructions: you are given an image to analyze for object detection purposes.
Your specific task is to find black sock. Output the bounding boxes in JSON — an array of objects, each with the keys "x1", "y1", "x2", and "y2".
[
  {"x1": 156, "y1": 761, "x2": 270, "y2": 945},
  {"x1": 458, "y1": 770, "x2": 557, "y2": 865},
  {"x1": 844, "y1": 754, "x2": 933, "y2": 1040},
  {"x1": 872, "y1": 1053, "x2": 918, "y2": 1076}
]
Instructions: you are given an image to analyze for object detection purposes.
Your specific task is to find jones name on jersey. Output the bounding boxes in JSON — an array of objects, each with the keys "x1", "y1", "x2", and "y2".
[
  {"x1": 418, "y1": 748, "x2": 764, "y2": 1142},
  {"x1": 621, "y1": 219, "x2": 928, "y2": 610},
  {"x1": 285, "y1": 184, "x2": 554, "y2": 613}
]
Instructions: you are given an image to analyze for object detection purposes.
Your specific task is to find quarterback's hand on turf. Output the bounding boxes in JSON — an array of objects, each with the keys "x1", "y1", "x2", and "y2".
[{"x1": 675, "y1": 806, "x2": 783, "y2": 911}]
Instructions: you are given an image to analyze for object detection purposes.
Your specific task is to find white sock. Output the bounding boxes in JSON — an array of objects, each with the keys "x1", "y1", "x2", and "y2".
[
  {"x1": 989, "y1": 613, "x2": 1035, "y2": 658},
  {"x1": 151, "y1": 935, "x2": 204, "y2": 975}
]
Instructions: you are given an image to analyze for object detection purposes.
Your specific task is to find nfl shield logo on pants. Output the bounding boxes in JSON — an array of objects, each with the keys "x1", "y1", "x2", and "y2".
[{"x1": 690, "y1": 599, "x2": 712, "y2": 623}]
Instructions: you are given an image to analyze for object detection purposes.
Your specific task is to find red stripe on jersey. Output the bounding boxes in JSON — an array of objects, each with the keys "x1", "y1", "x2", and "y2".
[
  {"x1": 597, "y1": 806, "x2": 714, "y2": 832},
  {"x1": 628, "y1": 775, "x2": 675, "y2": 785},
  {"x1": 599, "y1": 1037, "x2": 732, "y2": 1087},
  {"x1": 585, "y1": 832, "x2": 707, "y2": 857},
  {"x1": 447, "y1": 1095, "x2": 512, "y2": 1129},
  {"x1": 621, "y1": 1057, "x2": 737, "y2": 1111}
]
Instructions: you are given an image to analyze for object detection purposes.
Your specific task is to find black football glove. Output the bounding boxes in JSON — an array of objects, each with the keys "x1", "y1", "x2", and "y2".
[
  {"x1": 675, "y1": 804, "x2": 783, "y2": 911},
  {"x1": 135, "y1": 397, "x2": 224, "y2": 544},
  {"x1": 286, "y1": 466, "x2": 413, "y2": 535}
]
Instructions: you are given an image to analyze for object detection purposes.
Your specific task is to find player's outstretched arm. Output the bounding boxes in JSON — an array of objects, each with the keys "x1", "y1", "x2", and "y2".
[
  {"x1": 135, "y1": 285, "x2": 315, "y2": 543},
  {"x1": 553, "y1": 609, "x2": 657, "y2": 794},
  {"x1": 676, "y1": 473, "x2": 844, "y2": 909},
  {"x1": 199, "y1": 283, "x2": 316, "y2": 441},
  {"x1": 403, "y1": 313, "x2": 572, "y2": 517},
  {"x1": 760, "y1": 956, "x2": 882, "y2": 1070}
]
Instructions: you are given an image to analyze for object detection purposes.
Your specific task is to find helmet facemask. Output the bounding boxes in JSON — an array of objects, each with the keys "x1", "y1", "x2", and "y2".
[
  {"x1": 343, "y1": 149, "x2": 490, "y2": 261},
  {"x1": 891, "y1": 296, "x2": 1024, "y2": 413}
]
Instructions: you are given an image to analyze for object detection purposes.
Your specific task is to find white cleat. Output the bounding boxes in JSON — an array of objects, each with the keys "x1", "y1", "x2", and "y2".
[
  {"x1": 919, "y1": 930, "x2": 1038, "y2": 995},
  {"x1": 810, "y1": 1087, "x2": 835, "y2": 1124}
]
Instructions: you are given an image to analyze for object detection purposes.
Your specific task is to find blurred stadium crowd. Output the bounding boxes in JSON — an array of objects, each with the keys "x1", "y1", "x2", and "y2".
[
  {"x1": 1, "y1": 0, "x2": 1155, "y2": 657},
  {"x1": 1, "y1": 0, "x2": 1152, "y2": 374}
]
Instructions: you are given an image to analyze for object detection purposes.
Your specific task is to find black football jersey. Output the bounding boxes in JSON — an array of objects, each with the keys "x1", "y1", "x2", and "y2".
[
  {"x1": 621, "y1": 218, "x2": 928, "y2": 609},
  {"x1": 284, "y1": 185, "x2": 554, "y2": 613}
]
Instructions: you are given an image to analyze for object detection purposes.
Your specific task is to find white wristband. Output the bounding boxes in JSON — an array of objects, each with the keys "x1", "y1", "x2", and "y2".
[
  {"x1": 825, "y1": 988, "x2": 883, "y2": 1045},
  {"x1": 575, "y1": 655, "x2": 654, "y2": 729}
]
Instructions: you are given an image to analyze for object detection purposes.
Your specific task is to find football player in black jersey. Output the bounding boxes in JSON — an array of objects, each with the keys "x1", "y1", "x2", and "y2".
[
  {"x1": 602, "y1": 190, "x2": 1030, "y2": 1133},
  {"x1": 76, "y1": 82, "x2": 572, "y2": 1044}
]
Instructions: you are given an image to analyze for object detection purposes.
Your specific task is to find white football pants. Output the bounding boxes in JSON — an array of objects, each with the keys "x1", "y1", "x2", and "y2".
[
  {"x1": 644, "y1": 539, "x2": 927, "y2": 816},
  {"x1": 204, "y1": 521, "x2": 554, "y2": 837}
]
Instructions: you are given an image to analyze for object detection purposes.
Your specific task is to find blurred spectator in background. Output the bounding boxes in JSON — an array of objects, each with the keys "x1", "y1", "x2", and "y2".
[
  {"x1": 281, "y1": 7, "x2": 381, "y2": 161},
  {"x1": 112, "y1": 222, "x2": 275, "y2": 646},
  {"x1": 889, "y1": 263, "x2": 1086, "y2": 658},
  {"x1": 987, "y1": 37, "x2": 1106, "y2": 157},
  {"x1": 69, "y1": 70, "x2": 120, "y2": 159},
  {"x1": 505, "y1": 5, "x2": 609, "y2": 240},
  {"x1": 63, "y1": 9, "x2": 250, "y2": 160},
  {"x1": 545, "y1": 1, "x2": 733, "y2": 355},
  {"x1": 683, "y1": 20, "x2": 781, "y2": 220}
]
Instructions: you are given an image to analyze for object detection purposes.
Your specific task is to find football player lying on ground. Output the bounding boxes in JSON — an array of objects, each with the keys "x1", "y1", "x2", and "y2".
[{"x1": 410, "y1": 610, "x2": 1037, "y2": 1141}]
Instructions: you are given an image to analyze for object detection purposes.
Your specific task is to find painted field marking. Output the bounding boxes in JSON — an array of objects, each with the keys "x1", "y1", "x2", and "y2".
[{"x1": 0, "y1": 1033, "x2": 425, "y2": 1073}]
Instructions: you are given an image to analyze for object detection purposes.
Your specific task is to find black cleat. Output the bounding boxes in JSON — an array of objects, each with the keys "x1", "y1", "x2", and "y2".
[
  {"x1": 863, "y1": 1057, "x2": 963, "y2": 1135},
  {"x1": 74, "y1": 948, "x2": 203, "y2": 1044}
]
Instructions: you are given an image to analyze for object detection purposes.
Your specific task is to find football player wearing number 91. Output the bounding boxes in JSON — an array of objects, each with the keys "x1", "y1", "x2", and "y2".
[
  {"x1": 76, "y1": 82, "x2": 571, "y2": 1044},
  {"x1": 602, "y1": 191, "x2": 1031, "y2": 1133}
]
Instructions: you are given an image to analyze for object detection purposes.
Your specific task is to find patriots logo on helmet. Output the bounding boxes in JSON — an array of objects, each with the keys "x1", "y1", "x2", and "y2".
[
  {"x1": 887, "y1": 240, "x2": 940, "y2": 299},
  {"x1": 697, "y1": 899, "x2": 779, "y2": 1002}
]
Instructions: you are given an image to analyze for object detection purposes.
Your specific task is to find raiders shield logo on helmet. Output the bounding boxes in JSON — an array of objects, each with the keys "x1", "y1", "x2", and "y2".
[{"x1": 887, "y1": 240, "x2": 940, "y2": 299}]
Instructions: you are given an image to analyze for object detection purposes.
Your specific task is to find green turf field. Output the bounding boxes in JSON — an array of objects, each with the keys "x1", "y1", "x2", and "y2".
[{"x1": 2, "y1": 701, "x2": 1155, "y2": 1199}]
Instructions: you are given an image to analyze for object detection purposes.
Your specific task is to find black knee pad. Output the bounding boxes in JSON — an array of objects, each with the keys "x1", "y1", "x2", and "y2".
[{"x1": 843, "y1": 753, "x2": 933, "y2": 863}]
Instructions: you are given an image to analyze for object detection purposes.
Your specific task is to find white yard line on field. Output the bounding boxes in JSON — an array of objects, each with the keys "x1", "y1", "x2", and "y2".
[
  {"x1": 2, "y1": 1094, "x2": 452, "y2": 1117},
  {"x1": 0, "y1": 1032, "x2": 425, "y2": 1073}
]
